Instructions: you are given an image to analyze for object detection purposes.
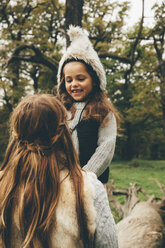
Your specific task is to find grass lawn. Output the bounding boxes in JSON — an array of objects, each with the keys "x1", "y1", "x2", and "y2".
[
  {"x1": 108, "y1": 160, "x2": 165, "y2": 222},
  {"x1": 109, "y1": 159, "x2": 165, "y2": 200}
]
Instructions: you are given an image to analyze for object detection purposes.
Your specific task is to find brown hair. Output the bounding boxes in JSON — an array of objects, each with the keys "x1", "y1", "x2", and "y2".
[
  {"x1": 57, "y1": 60, "x2": 120, "y2": 126},
  {"x1": 0, "y1": 94, "x2": 94, "y2": 247}
]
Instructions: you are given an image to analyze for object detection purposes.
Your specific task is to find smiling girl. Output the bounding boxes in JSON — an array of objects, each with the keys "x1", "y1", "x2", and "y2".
[{"x1": 57, "y1": 26, "x2": 120, "y2": 184}]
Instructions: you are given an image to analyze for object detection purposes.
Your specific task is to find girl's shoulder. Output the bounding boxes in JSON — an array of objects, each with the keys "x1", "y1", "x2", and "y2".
[{"x1": 100, "y1": 112, "x2": 117, "y2": 127}]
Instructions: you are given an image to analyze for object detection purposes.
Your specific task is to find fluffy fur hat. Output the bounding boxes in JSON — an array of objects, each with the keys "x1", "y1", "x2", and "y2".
[{"x1": 57, "y1": 25, "x2": 106, "y2": 91}]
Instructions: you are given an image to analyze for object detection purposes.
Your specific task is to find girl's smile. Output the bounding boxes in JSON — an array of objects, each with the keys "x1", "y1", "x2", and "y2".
[{"x1": 63, "y1": 61, "x2": 93, "y2": 101}]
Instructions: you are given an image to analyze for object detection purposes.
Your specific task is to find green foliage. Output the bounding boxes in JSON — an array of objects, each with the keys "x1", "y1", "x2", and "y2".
[
  {"x1": 0, "y1": 0, "x2": 165, "y2": 160},
  {"x1": 83, "y1": 0, "x2": 130, "y2": 50},
  {"x1": 0, "y1": 0, "x2": 65, "y2": 159},
  {"x1": 0, "y1": 106, "x2": 10, "y2": 161},
  {"x1": 38, "y1": 67, "x2": 56, "y2": 92}
]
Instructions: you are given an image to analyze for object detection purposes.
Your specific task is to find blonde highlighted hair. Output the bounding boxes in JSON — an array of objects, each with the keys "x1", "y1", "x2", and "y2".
[{"x1": 0, "y1": 94, "x2": 94, "y2": 247}]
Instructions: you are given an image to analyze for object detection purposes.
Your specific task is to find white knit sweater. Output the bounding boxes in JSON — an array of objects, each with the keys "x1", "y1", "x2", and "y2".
[
  {"x1": 90, "y1": 172, "x2": 119, "y2": 247},
  {"x1": 68, "y1": 102, "x2": 117, "y2": 177}
]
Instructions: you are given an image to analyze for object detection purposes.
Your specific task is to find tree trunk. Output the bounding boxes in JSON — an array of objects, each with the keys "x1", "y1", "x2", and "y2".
[
  {"x1": 65, "y1": 0, "x2": 84, "y2": 46},
  {"x1": 159, "y1": 62, "x2": 165, "y2": 141}
]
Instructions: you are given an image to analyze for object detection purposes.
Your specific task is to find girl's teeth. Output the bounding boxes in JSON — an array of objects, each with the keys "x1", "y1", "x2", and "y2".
[{"x1": 73, "y1": 90, "x2": 81, "y2": 92}]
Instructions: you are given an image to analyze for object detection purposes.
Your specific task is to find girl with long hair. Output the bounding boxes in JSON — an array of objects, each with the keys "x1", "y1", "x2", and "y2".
[
  {"x1": 0, "y1": 94, "x2": 118, "y2": 247},
  {"x1": 57, "y1": 26, "x2": 120, "y2": 184}
]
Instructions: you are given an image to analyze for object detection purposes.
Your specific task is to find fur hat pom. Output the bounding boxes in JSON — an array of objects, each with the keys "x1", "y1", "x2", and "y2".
[
  {"x1": 57, "y1": 26, "x2": 107, "y2": 91},
  {"x1": 67, "y1": 25, "x2": 88, "y2": 41},
  {"x1": 67, "y1": 25, "x2": 91, "y2": 49}
]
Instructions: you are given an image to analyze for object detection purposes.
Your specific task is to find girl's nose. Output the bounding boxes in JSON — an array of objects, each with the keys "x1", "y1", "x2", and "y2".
[{"x1": 72, "y1": 79, "x2": 78, "y2": 87}]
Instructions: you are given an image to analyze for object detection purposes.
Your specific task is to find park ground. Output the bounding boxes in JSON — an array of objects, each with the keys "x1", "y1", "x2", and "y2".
[{"x1": 109, "y1": 159, "x2": 165, "y2": 222}]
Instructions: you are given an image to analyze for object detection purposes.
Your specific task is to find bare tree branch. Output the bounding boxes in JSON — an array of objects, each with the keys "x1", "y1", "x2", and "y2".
[
  {"x1": 7, "y1": 45, "x2": 58, "y2": 74},
  {"x1": 98, "y1": 52, "x2": 132, "y2": 64}
]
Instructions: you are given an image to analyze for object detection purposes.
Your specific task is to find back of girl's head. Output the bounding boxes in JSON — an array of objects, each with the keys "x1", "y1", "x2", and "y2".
[
  {"x1": 0, "y1": 94, "x2": 81, "y2": 248},
  {"x1": 9, "y1": 94, "x2": 79, "y2": 168},
  {"x1": 12, "y1": 94, "x2": 66, "y2": 147}
]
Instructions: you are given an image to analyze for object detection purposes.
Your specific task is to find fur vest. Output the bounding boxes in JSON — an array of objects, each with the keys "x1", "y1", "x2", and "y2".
[{"x1": 0, "y1": 170, "x2": 96, "y2": 248}]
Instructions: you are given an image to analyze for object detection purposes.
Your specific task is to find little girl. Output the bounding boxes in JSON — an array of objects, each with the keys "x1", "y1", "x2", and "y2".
[
  {"x1": 57, "y1": 26, "x2": 119, "y2": 184},
  {"x1": 0, "y1": 94, "x2": 118, "y2": 247}
]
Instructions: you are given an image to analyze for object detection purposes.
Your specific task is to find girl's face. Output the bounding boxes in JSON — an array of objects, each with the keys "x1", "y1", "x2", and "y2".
[{"x1": 63, "y1": 61, "x2": 93, "y2": 102}]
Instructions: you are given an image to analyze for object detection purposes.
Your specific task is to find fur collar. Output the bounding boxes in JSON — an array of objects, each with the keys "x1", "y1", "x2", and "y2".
[{"x1": 1, "y1": 170, "x2": 96, "y2": 248}]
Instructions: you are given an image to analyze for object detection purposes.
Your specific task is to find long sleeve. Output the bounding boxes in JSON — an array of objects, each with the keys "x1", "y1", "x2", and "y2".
[
  {"x1": 88, "y1": 172, "x2": 118, "y2": 248},
  {"x1": 67, "y1": 103, "x2": 117, "y2": 177},
  {"x1": 83, "y1": 113, "x2": 117, "y2": 177}
]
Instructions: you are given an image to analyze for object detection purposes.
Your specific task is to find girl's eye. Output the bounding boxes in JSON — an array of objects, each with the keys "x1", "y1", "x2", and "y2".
[
  {"x1": 66, "y1": 78, "x2": 72, "y2": 83},
  {"x1": 78, "y1": 77, "x2": 85, "y2": 81}
]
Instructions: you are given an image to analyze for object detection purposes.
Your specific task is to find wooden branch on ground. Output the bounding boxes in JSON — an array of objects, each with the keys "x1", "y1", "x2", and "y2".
[{"x1": 107, "y1": 179, "x2": 165, "y2": 248}]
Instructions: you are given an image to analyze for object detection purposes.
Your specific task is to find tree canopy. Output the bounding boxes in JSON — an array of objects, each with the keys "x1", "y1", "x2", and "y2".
[{"x1": 0, "y1": 0, "x2": 165, "y2": 161}]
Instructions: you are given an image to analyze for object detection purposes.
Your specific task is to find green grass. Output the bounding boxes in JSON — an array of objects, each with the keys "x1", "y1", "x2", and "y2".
[
  {"x1": 108, "y1": 159, "x2": 165, "y2": 222},
  {"x1": 109, "y1": 159, "x2": 165, "y2": 200}
]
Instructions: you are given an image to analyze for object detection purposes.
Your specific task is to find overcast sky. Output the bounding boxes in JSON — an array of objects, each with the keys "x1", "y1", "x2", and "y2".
[
  {"x1": 59, "y1": 0, "x2": 164, "y2": 27},
  {"x1": 126, "y1": 0, "x2": 163, "y2": 27}
]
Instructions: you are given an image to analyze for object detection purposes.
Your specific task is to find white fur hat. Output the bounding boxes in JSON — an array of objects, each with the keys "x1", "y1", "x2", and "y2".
[{"x1": 57, "y1": 25, "x2": 106, "y2": 91}]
